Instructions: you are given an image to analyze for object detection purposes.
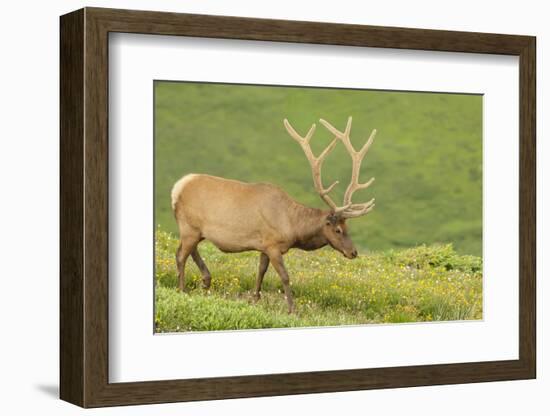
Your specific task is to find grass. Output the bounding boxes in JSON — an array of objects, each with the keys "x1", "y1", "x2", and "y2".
[
  {"x1": 154, "y1": 81, "x2": 482, "y2": 256},
  {"x1": 155, "y1": 230, "x2": 482, "y2": 332}
]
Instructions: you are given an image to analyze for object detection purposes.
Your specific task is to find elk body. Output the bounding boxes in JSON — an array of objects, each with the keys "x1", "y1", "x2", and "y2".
[{"x1": 171, "y1": 117, "x2": 377, "y2": 313}]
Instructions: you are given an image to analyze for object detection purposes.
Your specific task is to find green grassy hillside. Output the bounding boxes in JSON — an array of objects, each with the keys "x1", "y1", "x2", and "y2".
[
  {"x1": 155, "y1": 81, "x2": 482, "y2": 255},
  {"x1": 155, "y1": 231, "x2": 482, "y2": 332}
]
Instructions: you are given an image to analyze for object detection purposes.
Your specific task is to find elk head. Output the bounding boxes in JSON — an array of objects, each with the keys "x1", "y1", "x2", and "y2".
[{"x1": 284, "y1": 116, "x2": 377, "y2": 259}]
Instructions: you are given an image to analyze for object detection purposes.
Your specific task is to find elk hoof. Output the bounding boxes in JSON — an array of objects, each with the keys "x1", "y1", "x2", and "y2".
[
  {"x1": 252, "y1": 293, "x2": 261, "y2": 303},
  {"x1": 201, "y1": 279, "x2": 211, "y2": 289}
]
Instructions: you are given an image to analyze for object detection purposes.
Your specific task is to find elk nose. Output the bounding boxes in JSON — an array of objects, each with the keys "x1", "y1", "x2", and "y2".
[{"x1": 351, "y1": 250, "x2": 358, "y2": 258}]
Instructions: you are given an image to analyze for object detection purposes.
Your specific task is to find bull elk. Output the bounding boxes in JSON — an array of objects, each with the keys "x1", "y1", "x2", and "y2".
[{"x1": 171, "y1": 117, "x2": 377, "y2": 313}]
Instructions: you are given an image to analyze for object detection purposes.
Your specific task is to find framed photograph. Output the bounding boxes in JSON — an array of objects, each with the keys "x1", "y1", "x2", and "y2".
[{"x1": 60, "y1": 7, "x2": 536, "y2": 408}]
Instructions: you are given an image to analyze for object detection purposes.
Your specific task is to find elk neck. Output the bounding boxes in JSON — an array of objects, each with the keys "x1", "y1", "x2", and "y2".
[{"x1": 290, "y1": 204, "x2": 329, "y2": 251}]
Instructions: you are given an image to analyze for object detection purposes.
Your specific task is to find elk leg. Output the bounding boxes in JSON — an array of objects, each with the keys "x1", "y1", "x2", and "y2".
[
  {"x1": 191, "y1": 248, "x2": 211, "y2": 289},
  {"x1": 267, "y1": 251, "x2": 294, "y2": 313},
  {"x1": 253, "y1": 253, "x2": 270, "y2": 302},
  {"x1": 175, "y1": 239, "x2": 196, "y2": 292}
]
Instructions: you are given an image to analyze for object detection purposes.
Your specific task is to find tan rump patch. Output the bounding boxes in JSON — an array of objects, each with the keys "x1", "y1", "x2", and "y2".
[{"x1": 171, "y1": 174, "x2": 198, "y2": 211}]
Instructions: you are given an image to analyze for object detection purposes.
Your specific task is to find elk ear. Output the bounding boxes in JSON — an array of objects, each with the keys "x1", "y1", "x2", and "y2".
[{"x1": 326, "y1": 213, "x2": 339, "y2": 225}]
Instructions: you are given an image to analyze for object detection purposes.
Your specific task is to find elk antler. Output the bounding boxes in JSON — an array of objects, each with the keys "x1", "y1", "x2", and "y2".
[
  {"x1": 318, "y1": 117, "x2": 376, "y2": 219},
  {"x1": 283, "y1": 119, "x2": 347, "y2": 213}
]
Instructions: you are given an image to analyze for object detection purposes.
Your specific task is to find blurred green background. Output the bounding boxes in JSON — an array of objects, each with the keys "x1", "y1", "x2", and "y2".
[{"x1": 154, "y1": 81, "x2": 482, "y2": 256}]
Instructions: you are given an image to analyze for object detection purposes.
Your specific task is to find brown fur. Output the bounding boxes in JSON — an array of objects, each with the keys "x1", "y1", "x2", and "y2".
[{"x1": 172, "y1": 173, "x2": 358, "y2": 313}]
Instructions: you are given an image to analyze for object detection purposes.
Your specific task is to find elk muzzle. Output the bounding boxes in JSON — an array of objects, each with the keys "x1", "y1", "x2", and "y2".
[{"x1": 344, "y1": 248, "x2": 358, "y2": 259}]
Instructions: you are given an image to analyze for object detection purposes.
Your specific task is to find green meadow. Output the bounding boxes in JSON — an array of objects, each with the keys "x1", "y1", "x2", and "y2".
[
  {"x1": 154, "y1": 81, "x2": 483, "y2": 331},
  {"x1": 155, "y1": 231, "x2": 482, "y2": 332}
]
